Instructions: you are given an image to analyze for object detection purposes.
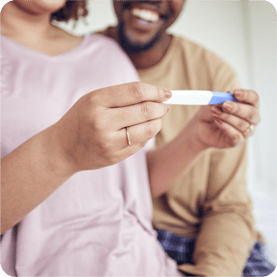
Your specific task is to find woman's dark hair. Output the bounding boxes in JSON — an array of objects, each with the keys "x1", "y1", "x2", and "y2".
[{"x1": 51, "y1": 0, "x2": 88, "y2": 22}]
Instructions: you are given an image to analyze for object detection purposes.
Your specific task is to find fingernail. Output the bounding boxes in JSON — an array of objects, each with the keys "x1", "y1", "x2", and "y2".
[
  {"x1": 223, "y1": 101, "x2": 233, "y2": 111},
  {"x1": 164, "y1": 89, "x2": 172, "y2": 99},
  {"x1": 235, "y1": 89, "x2": 244, "y2": 100}
]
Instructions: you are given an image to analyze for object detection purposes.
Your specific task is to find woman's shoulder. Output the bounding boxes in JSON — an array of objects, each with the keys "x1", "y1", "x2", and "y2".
[
  {"x1": 83, "y1": 33, "x2": 128, "y2": 55},
  {"x1": 82, "y1": 34, "x2": 138, "y2": 75}
]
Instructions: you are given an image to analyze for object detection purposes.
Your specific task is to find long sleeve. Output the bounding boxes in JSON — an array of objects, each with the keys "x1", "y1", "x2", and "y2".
[
  {"x1": 135, "y1": 35, "x2": 259, "y2": 276},
  {"x1": 179, "y1": 143, "x2": 257, "y2": 276}
]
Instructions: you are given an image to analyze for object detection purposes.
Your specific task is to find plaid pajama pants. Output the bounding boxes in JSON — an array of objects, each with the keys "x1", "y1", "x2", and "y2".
[{"x1": 156, "y1": 229, "x2": 276, "y2": 276}]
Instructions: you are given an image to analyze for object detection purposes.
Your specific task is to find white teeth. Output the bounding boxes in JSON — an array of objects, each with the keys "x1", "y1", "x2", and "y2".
[{"x1": 131, "y1": 8, "x2": 159, "y2": 23}]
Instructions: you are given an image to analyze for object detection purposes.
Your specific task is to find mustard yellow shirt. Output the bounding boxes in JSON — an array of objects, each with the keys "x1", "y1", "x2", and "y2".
[{"x1": 138, "y1": 35, "x2": 257, "y2": 276}]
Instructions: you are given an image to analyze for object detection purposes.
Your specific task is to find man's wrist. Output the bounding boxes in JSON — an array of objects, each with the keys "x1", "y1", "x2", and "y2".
[{"x1": 184, "y1": 116, "x2": 210, "y2": 153}]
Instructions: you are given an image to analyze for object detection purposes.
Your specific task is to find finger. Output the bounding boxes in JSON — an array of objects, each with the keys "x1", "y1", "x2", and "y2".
[
  {"x1": 110, "y1": 101, "x2": 168, "y2": 130},
  {"x1": 211, "y1": 109, "x2": 254, "y2": 137},
  {"x1": 220, "y1": 101, "x2": 261, "y2": 125},
  {"x1": 91, "y1": 82, "x2": 172, "y2": 108},
  {"x1": 115, "y1": 118, "x2": 162, "y2": 149},
  {"x1": 115, "y1": 141, "x2": 148, "y2": 163},
  {"x1": 233, "y1": 88, "x2": 259, "y2": 107},
  {"x1": 213, "y1": 118, "x2": 245, "y2": 147}
]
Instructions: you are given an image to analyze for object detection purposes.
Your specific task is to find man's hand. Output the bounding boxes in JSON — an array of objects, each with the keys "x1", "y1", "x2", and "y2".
[{"x1": 194, "y1": 88, "x2": 261, "y2": 149}]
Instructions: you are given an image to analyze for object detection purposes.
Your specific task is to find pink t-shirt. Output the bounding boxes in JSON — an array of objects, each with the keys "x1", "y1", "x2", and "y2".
[{"x1": 1, "y1": 34, "x2": 180, "y2": 276}]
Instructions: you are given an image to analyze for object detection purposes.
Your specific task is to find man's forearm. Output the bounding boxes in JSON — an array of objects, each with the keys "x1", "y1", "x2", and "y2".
[
  {"x1": 147, "y1": 117, "x2": 208, "y2": 198},
  {"x1": 1, "y1": 124, "x2": 76, "y2": 234},
  {"x1": 189, "y1": 212, "x2": 255, "y2": 276}
]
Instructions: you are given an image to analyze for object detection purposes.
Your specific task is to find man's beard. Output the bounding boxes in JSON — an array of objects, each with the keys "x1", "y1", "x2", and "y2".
[{"x1": 118, "y1": 22, "x2": 161, "y2": 53}]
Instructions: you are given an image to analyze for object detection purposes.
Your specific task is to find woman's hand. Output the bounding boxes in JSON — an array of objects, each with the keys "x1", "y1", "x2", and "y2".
[
  {"x1": 1, "y1": 82, "x2": 170, "y2": 233},
  {"x1": 193, "y1": 88, "x2": 261, "y2": 149},
  {"x1": 54, "y1": 82, "x2": 171, "y2": 172}
]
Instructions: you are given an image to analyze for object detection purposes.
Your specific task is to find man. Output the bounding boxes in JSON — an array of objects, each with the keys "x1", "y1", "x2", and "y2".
[{"x1": 97, "y1": 0, "x2": 276, "y2": 276}]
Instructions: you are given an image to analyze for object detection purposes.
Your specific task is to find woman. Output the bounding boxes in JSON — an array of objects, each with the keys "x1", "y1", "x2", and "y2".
[{"x1": 1, "y1": 1, "x2": 181, "y2": 275}]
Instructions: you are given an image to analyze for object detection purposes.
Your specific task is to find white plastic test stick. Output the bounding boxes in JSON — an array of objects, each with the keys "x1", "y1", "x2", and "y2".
[{"x1": 163, "y1": 90, "x2": 237, "y2": 105}]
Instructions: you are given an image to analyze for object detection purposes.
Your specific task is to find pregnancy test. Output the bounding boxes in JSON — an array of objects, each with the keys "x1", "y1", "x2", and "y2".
[{"x1": 164, "y1": 90, "x2": 237, "y2": 105}]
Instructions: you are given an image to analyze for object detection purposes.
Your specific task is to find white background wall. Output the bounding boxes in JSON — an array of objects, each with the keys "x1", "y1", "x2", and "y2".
[{"x1": 57, "y1": 0, "x2": 277, "y2": 263}]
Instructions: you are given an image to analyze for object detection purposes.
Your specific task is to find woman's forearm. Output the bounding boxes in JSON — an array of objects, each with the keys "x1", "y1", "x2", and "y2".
[
  {"x1": 1, "y1": 82, "x2": 171, "y2": 233},
  {"x1": 1, "y1": 124, "x2": 75, "y2": 234},
  {"x1": 147, "y1": 116, "x2": 209, "y2": 198}
]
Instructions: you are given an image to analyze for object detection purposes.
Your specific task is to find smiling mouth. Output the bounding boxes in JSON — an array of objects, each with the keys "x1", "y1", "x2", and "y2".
[
  {"x1": 123, "y1": 1, "x2": 169, "y2": 24},
  {"x1": 131, "y1": 8, "x2": 159, "y2": 23}
]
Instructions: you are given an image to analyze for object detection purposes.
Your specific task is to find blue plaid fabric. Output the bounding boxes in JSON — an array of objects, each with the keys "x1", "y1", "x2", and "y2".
[
  {"x1": 156, "y1": 229, "x2": 276, "y2": 276},
  {"x1": 243, "y1": 242, "x2": 276, "y2": 276}
]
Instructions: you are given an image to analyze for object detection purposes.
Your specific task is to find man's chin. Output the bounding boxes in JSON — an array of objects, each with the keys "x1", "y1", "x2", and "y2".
[{"x1": 118, "y1": 22, "x2": 160, "y2": 53}]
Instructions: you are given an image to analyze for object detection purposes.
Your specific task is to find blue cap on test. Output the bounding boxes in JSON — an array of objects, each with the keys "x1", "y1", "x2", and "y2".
[{"x1": 208, "y1": 92, "x2": 237, "y2": 105}]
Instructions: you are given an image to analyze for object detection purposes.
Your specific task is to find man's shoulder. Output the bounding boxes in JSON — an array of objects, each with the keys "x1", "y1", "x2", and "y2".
[
  {"x1": 95, "y1": 27, "x2": 110, "y2": 37},
  {"x1": 164, "y1": 35, "x2": 238, "y2": 91},
  {"x1": 172, "y1": 35, "x2": 237, "y2": 83},
  {"x1": 172, "y1": 35, "x2": 231, "y2": 69}
]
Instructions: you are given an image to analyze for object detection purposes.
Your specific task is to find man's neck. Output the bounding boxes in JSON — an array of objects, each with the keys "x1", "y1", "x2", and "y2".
[{"x1": 107, "y1": 26, "x2": 172, "y2": 70}]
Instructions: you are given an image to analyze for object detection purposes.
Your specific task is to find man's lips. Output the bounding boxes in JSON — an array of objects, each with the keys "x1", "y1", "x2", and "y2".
[
  {"x1": 123, "y1": 1, "x2": 169, "y2": 21},
  {"x1": 131, "y1": 8, "x2": 159, "y2": 23}
]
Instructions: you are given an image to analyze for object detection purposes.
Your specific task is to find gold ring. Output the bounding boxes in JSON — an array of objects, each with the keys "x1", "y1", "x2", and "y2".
[
  {"x1": 244, "y1": 124, "x2": 255, "y2": 134},
  {"x1": 126, "y1": 127, "x2": 131, "y2": 146}
]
